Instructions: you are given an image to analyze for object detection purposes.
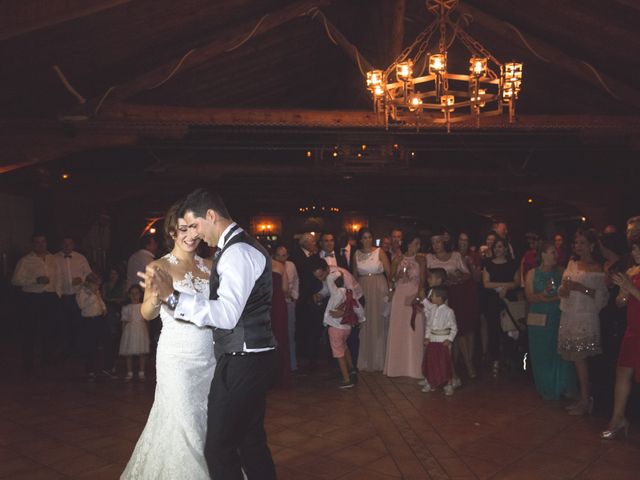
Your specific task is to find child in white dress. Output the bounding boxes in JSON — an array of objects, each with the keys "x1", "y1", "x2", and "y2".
[
  {"x1": 119, "y1": 285, "x2": 149, "y2": 381},
  {"x1": 422, "y1": 286, "x2": 458, "y2": 395}
]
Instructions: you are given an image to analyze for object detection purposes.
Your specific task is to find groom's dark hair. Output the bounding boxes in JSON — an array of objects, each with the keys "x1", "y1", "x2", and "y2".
[{"x1": 179, "y1": 188, "x2": 231, "y2": 220}]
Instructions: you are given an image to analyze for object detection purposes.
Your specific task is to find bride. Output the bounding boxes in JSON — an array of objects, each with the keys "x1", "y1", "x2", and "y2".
[{"x1": 121, "y1": 201, "x2": 215, "y2": 479}]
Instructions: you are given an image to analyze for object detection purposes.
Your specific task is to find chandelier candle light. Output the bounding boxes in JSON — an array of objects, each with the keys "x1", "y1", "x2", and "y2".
[{"x1": 366, "y1": 0, "x2": 523, "y2": 131}]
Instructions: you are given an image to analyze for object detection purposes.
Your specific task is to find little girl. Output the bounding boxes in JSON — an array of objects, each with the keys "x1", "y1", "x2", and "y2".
[
  {"x1": 422, "y1": 286, "x2": 458, "y2": 395},
  {"x1": 119, "y1": 285, "x2": 150, "y2": 381},
  {"x1": 323, "y1": 270, "x2": 366, "y2": 389}
]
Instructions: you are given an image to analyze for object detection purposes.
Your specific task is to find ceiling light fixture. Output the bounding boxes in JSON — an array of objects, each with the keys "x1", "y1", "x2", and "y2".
[{"x1": 366, "y1": 0, "x2": 523, "y2": 131}]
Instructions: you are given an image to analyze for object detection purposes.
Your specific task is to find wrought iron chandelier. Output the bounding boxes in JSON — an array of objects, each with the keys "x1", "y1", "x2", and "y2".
[{"x1": 366, "y1": 0, "x2": 523, "y2": 131}]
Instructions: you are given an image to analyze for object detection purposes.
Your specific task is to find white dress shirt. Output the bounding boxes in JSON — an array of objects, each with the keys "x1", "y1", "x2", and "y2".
[
  {"x1": 127, "y1": 249, "x2": 155, "y2": 289},
  {"x1": 55, "y1": 251, "x2": 92, "y2": 295},
  {"x1": 76, "y1": 286, "x2": 106, "y2": 317},
  {"x1": 322, "y1": 270, "x2": 366, "y2": 330},
  {"x1": 320, "y1": 249, "x2": 337, "y2": 267},
  {"x1": 422, "y1": 299, "x2": 458, "y2": 343},
  {"x1": 284, "y1": 260, "x2": 299, "y2": 302},
  {"x1": 318, "y1": 266, "x2": 363, "y2": 301},
  {"x1": 174, "y1": 223, "x2": 272, "y2": 352},
  {"x1": 11, "y1": 252, "x2": 61, "y2": 295}
]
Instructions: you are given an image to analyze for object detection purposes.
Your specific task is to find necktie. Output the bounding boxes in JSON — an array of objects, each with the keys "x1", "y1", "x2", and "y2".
[
  {"x1": 64, "y1": 254, "x2": 72, "y2": 259},
  {"x1": 324, "y1": 252, "x2": 334, "y2": 258}
]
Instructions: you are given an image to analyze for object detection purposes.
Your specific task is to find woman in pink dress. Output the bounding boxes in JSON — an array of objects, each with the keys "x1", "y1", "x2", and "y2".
[
  {"x1": 384, "y1": 233, "x2": 425, "y2": 378},
  {"x1": 427, "y1": 234, "x2": 471, "y2": 383},
  {"x1": 601, "y1": 236, "x2": 640, "y2": 438}
]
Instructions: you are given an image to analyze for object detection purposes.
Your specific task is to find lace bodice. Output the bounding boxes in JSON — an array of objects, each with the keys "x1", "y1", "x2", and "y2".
[
  {"x1": 356, "y1": 248, "x2": 384, "y2": 275},
  {"x1": 559, "y1": 260, "x2": 608, "y2": 315},
  {"x1": 159, "y1": 254, "x2": 210, "y2": 326},
  {"x1": 396, "y1": 255, "x2": 421, "y2": 285}
]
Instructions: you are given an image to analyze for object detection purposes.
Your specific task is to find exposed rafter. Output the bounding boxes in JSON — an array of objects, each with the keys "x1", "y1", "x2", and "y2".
[
  {"x1": 459, "y1": 3, "x2": 640, "y2": 109},
  {"x1": 1, "y1": 0, "x2": 133, "y2": 41},
  {"x1": 84, "y1": 0, "x2": 336, "y2": 111}
]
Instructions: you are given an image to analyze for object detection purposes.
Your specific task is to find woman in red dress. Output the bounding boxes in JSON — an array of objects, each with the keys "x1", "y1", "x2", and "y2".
[
  {"x1": 455, "y1": 232, "x2": 482, "y2": 378},
  {"x1": 271, "y1": 258, "x2": 292, "y2": 388},
  {"x1": 601, "y1": 236, "x2": 640, "y2": 439}
]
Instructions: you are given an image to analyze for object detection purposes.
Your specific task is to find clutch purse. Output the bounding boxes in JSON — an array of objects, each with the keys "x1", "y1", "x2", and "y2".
[{"x1": 526, "y1": 312, "x2": 547, "y2": 327}]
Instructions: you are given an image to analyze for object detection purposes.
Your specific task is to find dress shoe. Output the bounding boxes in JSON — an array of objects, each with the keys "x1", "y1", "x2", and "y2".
[{"x1": 600, "y1": 419, "x2": 629, "y2": 440}]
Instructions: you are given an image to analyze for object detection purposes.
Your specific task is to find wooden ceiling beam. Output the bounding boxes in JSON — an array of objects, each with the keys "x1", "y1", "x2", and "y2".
[
  {"x1": 2, "y1": 107, "x2": 639, "y2": 174},
  {"x1": 1, "y1": 0, "x2": 133, "y2": 41},
  {"x1": 459, "y1": 3, "x2": 640, "y2": 110},
  {"x1": 86, "y1": 0, "x2": 336, "y2": 110}
]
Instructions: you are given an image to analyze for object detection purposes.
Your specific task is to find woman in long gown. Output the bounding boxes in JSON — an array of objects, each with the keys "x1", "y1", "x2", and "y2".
[
  {"x1": 352, "y1": 228, "x2": 390, "y2": 372},
  {"x1": 384, "y1": 233, "x2": 425, "y2": 378},
  {"x1": 271, "y1": 258, "x2": 291, "y2": 388},
  {"x1": 121, "y1": 202, "x2": 215, "y2": 480},
  {"x1": 558, "y1": 229, "x2": 608, "y2": 416},
  {"x1": 427, "y1": 234, "x2": 472, "y2": 382},
  {"x1": 602, "y1": 237, "x2": 640, "y2": 438},
  {"x1": 524, "y1": 241, "x2": 577, "y2": 400}
]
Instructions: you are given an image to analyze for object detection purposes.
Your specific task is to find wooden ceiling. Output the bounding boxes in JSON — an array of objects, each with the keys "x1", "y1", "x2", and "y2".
[{"x1": 1, "y1": 0, "x2": 639, "y2": 223}]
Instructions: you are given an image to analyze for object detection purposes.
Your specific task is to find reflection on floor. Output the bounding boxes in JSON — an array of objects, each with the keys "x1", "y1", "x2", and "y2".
[{"x1": 1, "y1": 360, "x2": 639, "y2": 480}]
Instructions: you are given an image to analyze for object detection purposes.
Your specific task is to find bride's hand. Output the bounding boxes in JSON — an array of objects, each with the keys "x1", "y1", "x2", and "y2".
[{"x1": 138, "y1": 265, "x2": 173, "y2": 300}]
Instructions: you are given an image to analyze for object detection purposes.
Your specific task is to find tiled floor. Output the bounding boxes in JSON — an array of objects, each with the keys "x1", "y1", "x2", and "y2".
[{"x1": 1, "y1": 357, "x2": 638, "y2": 479}]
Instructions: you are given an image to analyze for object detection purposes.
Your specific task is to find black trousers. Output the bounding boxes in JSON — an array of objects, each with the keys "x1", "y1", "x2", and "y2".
[
  {"x1": 205, "y1": 351, "x2": 276, "y2": 480},
  {"x1": 296, "y1": 299, "x2": 324, "y2": 365},
  {"x1": 21, "y1": 292, "x2": 58, "y2": 370},
  {"x1": 58, "y1": 294, "x2": 80, "y2": 355},
  {"x1": 80, "y1": 315, "x2": 108, "y2": 374}
]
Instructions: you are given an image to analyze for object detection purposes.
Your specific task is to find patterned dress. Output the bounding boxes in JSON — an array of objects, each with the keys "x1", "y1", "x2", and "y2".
[{"x1": 558, "y1": 261, "x2": 608, "y2": 361}]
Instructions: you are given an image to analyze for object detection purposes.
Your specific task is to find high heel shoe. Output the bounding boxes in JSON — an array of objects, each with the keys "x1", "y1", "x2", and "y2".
[
  {"x1": 600, "y1": 419, "x2": 630, "y2": 440},
  {"x1": 568, "y1": 397, "x2": 593, "y2": 416}
]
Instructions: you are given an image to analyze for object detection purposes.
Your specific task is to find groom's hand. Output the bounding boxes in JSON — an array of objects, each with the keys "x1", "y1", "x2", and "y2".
[{"x1": 138, "y1": 265, "x2": 174, "y2": 301}]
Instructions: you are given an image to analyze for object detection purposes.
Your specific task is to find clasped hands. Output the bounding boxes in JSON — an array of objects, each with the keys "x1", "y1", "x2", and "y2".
[
  {"x1": 138, "y1": 265, "x2": 174, "y2": 303},
  {"x1": 558, "y1": 278, "x2": 590, "y2": 298}
]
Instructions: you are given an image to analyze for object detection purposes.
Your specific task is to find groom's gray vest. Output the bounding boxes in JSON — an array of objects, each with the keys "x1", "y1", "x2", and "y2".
[{"x1": 209, "y1": 229, "x2": 276, "y2": 359}]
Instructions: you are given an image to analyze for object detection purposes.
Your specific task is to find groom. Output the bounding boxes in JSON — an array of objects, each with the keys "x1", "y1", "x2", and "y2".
[{"x1": 142, "y1": 188, "x2": 277, "y2": 480}]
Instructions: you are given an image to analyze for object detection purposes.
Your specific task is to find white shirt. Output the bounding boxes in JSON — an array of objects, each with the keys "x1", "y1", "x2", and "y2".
[
  {"x1": 11, "y1": 252, "x2": 61, "y2": 295},
  {"x1": 322, "y1": 270, "x2": 365, "y2": 330},
  {"x1": 284, "y1": 260, "x2": 299, "y2": 302},
  {"x1": 76, "y1": 286, "x2": 106, "y2": 317},
  {"x1": 422, "y1": 299, "x2": 457, "y2": 343},
  {"x1": 126, "y1": 249, "x2": 155, "y2": 289},
  {"x1": 320, "y1": 249, "x2": 337, "y2": 267},
  {"x1": 55, "y1": 251, "x2": 92, "y2": 295},
  {"x1": 174, "y1": 223, "x2": 273, "y2": 352},
  {"x1": 318, "y1": 266, "x2": 363, "y2": 301}
]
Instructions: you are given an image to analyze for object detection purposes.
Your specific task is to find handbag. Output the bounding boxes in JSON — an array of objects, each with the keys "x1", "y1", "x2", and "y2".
[
  {"x1": 526, "y1": 312, "x2": 547, "y2": 327},
  {"x1": 500, "y1": 298, "x2": 527, "y2": 333}
]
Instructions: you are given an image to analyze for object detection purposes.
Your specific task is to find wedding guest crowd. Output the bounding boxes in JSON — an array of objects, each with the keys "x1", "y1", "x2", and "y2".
[{"x1": 9, "y1": 214, "x2": 640, "y2": 439}]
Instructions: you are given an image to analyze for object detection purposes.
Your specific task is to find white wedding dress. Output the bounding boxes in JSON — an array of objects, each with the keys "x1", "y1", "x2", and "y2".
[{"x1": 122, "y1": 256, "x2": 215, "y2": 480}]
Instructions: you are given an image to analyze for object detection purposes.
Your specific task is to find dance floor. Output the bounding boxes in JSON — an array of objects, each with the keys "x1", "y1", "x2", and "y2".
[{"x1": 1, "y1": 355, "x2": 639, "y2": 480}]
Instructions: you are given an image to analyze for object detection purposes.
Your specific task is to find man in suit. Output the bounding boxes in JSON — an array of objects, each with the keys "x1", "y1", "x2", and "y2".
[
  {"x1": 319, "y1": 232, "x2": 349, "y2": 270},
  {"x1": 290, "y1": 233, "x2": 325, "y2": 372},
  {"x1": 141, "y1": 188, "x2": 276, "y2": 480}
]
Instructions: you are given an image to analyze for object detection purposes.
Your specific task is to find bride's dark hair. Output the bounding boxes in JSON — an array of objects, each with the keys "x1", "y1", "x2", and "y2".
[{"x1": 163, "y1": 199, "x2": 183, "y2": 250}]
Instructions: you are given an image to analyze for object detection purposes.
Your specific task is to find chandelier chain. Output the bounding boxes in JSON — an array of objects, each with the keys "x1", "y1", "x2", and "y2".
[
  {"x1": 454, "y1": 27, "x2": 502, "y2": 68},
  {"x1": 386, "y1": 21, "x2": 438, "y2": 76}
]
